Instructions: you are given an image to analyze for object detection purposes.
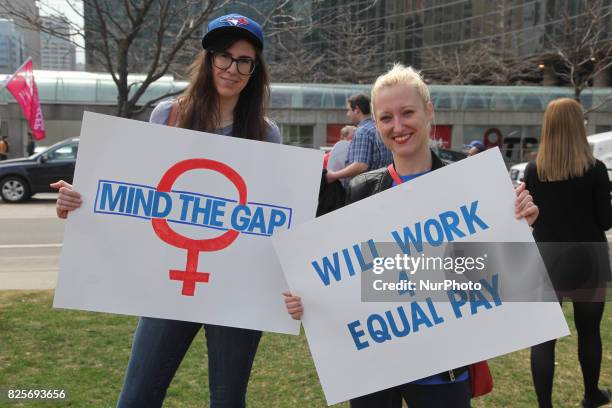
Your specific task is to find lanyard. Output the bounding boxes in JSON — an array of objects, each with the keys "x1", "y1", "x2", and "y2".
[{"x1": 387, "y1": 164, "x2": 404, "y2": 185}]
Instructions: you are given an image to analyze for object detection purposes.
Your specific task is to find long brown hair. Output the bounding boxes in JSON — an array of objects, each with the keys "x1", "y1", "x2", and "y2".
[
  {"x1": 536, "y1": 98, "x2": 594, "y2": 181},
  {"x1": 176, "y1": 33, "x2": 270, "y2": 140}
]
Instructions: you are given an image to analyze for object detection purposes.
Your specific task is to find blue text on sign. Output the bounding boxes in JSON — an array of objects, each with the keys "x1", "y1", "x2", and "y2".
[{"x1": 93, "y1": 180, "x2": 292, "y2": 237}]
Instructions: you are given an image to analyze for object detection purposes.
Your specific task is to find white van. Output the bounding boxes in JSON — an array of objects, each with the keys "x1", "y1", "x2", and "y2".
[
  {"x1": 588, "y1": 131, "x2": 612, "y2": 181},
  {"x1": 509, "y1": 130, "x2": 612, "y2": 187}
]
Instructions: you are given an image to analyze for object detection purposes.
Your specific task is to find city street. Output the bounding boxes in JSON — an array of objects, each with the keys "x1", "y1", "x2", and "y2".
[
  {"x1": 0, "y1": 194, "x2": 63, "y2": 290},
  {"x1": 2, "y1": 195, "x2": 612, "y2": 291}
]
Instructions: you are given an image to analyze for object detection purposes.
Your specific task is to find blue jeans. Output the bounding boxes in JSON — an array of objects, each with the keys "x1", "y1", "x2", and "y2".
[{"x1": 116, "y1": 317, "x2": 262, "y2": 408}]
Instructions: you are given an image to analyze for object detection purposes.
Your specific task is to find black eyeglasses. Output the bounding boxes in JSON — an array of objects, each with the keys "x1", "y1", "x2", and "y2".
[{"x1": 210, "y1": 50, "x2": 257, "y2": 76}]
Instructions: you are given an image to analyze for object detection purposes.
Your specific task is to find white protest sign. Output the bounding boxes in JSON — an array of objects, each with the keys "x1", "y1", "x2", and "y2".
[
  {"x1": 54, "y1": 112, "x2": 323, "y2": 335},
  {"x1": 272, "y1": 148, "x2": 570, "y2": 404}
]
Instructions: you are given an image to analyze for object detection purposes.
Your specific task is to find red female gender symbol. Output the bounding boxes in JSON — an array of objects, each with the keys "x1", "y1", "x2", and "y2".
[{"x1": 151, "y1": 159, "x2": 247, "y2": 296}]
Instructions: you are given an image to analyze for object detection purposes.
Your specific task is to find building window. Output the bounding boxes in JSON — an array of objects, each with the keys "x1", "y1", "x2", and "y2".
[{"x1": 280, "y1": 124, "x2": 314, "y2": 148}]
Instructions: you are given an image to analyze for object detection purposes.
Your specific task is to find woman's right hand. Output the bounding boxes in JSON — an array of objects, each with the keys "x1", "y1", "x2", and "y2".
[
  {"x1": 283, "y1": 292, "x2": 303, "y2": 320},
  {"x1": 50, "y1": 180, "x2": 82, "y2": 219}
]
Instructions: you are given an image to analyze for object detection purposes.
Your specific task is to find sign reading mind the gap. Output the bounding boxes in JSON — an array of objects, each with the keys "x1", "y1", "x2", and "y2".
[
  {"x1": 54, "y1": 112, "x2": 323, "y2": 335},
  {"x1": 272, "y1": 148, "x2": 570, "y2": 405}
]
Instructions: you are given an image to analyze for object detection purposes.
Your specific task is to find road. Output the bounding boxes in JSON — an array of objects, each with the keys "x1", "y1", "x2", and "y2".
[
  {"x1": 0, "y1": 194, "x2": 64, "y2": 290},
  {"x1": 2, "y1": 194, "x2": 612, "y2": 290}
]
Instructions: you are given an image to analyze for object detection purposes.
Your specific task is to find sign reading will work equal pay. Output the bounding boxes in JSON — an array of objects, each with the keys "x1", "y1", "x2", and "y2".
[
  {"x1": 54, "y1": 112, "x2": 322, "y2": 335},
  {"x1": 272, "y1": 148, "x2": 570, "y2": 404}
]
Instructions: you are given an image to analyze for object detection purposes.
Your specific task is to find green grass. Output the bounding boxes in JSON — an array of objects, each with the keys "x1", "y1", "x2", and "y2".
[{"x1": 0, "y1": 291, "x2": 609, "y2": 407}]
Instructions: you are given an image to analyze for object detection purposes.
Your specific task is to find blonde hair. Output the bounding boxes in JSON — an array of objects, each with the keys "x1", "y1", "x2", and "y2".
[
  {"x1": 370, "y1": 63, "x2": 431, "y2": 116},
  {"x1": 536, "y1": 98, "x2": 594, "y2": 181}
]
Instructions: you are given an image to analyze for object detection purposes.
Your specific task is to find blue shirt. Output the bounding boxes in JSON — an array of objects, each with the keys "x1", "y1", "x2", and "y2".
[
  {"x1": 346, "y1": 118, "x2": 393, "y2": 173},
  {"x1": 391, "y1": 171, "x2": 430, "y2": 186}
]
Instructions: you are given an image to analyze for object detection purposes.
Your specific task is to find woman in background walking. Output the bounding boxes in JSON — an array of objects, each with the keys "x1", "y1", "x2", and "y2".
[{"x1": 525, "y1": 98, "x2": 611, "y2": 408}]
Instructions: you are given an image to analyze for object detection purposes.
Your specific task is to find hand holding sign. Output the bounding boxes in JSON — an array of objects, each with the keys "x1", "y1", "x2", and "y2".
[{"x1": 272, "y1": 149, "x2": 569, "y2": 405}]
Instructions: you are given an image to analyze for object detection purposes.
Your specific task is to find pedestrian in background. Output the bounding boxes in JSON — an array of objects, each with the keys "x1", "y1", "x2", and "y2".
[
  {"x1": 340, "y1": 124, "x2": 356, "y2": 141},
  {"x1": 466, "y1": 140, "x2": 485, "y2": 156},
  {"x1": 319, "y1": 125, "x2": 356, "y2": 215},
  {"x1": 323, "y1": 125, "x2": 356, "y2": 170},
  {"x1": 26, "y1": 131, "x2": 35, "y2": 156},
  {"x1": 325, "y1": 93, "x2": 392, "y2": 184},
  {"x1": 0, "y1": 136, "x2": 9, "y2": 160},
  {"x1": 525, "y1": 98, "x2": 611, "y2": 408}
]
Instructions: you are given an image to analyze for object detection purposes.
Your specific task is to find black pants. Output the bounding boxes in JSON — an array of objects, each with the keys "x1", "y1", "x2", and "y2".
[
  {"x1": 531, "y1": 301, "x2": 606, "y2": 408},
  {"x1": 350, "y1": 379, "x2": 472, "y2": 408}
]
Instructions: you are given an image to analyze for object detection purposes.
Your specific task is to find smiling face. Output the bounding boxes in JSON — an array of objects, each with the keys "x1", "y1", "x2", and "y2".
[
  {"x1": 211, "y1": 39, "x2": 256, "y2": 101},
  {"x1": 373, "y1": 84, "x2": 434, "y2": 161}
]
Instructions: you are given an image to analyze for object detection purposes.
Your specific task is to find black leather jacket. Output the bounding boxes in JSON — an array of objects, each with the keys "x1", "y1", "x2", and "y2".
[
  {"x1": 346, "y1": 150, "x2": 446, "y2": 205},
  {"x1": 343, "y1": 149, "x2": 467, "y2": 383}
]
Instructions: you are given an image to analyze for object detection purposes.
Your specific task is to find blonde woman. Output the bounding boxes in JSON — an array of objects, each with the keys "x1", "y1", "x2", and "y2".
[
  {"x1": 525, "y1": 98, "x2": 611, "y2": 408},
  {"x1": 285, "y1": 64, "x2": 538, "y2": 407}
]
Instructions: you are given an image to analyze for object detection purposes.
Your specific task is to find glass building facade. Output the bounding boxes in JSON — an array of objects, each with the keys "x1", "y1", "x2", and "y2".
[{"x1": 1, "y1": 71, "x2": 610, "y2": 160}]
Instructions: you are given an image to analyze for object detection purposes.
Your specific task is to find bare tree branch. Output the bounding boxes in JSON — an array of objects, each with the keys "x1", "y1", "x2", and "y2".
[
  {"x1": 264, "y1": 2, "x2": 384, "y2": 83},
  {"x1": 585, "y1": 93, "x2": 612, "y2": 115},
  {"x1": 132, "y1": 87, "x2": 184, "y2": 116},
  {"x1": 0, "y1": 0, "x2": 224, "y2": 118},
  {"x1": 546, "y1": 0, "x2": 612, "y2": 105}
]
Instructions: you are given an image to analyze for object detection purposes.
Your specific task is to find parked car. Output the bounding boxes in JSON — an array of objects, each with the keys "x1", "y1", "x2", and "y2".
[
  {"x1": 588, "y1": 131, "x2": 612, "y2": 183},
  {"x1": 436, "y1": 148, "x2": 468, "y2": 164},
  {"x1": 33, "y1": 145, "x2": 49, "y2": 155},
  {"x1": 0, "y1": 138, "x2": 79, "y2": 202},
  {"x1": 509, "y1": 162, "x2": 528, "y2": 186},
  {"x1": 509, "y1": 130, "x2": 612, "y2": 187}
]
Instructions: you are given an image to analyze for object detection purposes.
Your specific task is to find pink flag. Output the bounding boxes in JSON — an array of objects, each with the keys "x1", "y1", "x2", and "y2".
[{"x1": 5, "y1": 58, "x2": 45, "y2": 140}]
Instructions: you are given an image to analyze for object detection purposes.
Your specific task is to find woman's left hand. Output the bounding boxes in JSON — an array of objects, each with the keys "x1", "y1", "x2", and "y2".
[{"x1": 514, "y1": 182, "x2": 538, "y2": 226}]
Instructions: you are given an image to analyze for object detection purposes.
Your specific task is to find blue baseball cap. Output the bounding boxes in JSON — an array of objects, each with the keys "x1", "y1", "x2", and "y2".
[
  {"x1": 202, "y1": 14, "x2": 264, "y2": 51},
  {"x1": 467, "y1": 140, "x2": 485, "y2": 151}
]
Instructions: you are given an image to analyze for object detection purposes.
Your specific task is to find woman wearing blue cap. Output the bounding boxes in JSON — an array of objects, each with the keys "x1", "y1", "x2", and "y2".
[{"x1": 52, "y1": 13, "x2": 279, "y2": 408}]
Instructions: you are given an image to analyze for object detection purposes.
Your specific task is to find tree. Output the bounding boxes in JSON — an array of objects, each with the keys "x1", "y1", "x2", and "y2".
[
  {"x1": 418, "y1": 0, "x2": 544, "y2": 87},
  {"x1": 422, "y1": 40, "x2": 506, "y2": 85},
  {"x1": 544, "y1": 0, "x2": 612, "y2": 108},
  {"x1": 266, "y1": 25, "x2": 326, "y2": 83},
  {"x1": 1, "y1": 0, "x2": 226, "y2": 118},
  {"x1": 245, "y1": 1, "x2": 384, "y2": 84},
  {"x1": 421, "y1": 39, "x2": 541, "y2": 85},
  {"x1": 251, "y1": 2, "x2": 327, "y2": 83},
  {"x1": 313, "y1": 4, "x2": 384, "y2": 84}
]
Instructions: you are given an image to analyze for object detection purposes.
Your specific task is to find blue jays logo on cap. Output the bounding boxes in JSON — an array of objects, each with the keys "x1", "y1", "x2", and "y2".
[
  {"x1": 222, "y1": 15, "x2": 250, "y2": 27},
  {"x1": 202, "y1": 13, "x2": 264, "y2": 50}
]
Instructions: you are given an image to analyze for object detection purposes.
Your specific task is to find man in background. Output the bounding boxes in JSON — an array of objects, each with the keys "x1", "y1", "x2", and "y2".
[{"x1": 325, "y1": 93, "x2": 392, "y2": 185}]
